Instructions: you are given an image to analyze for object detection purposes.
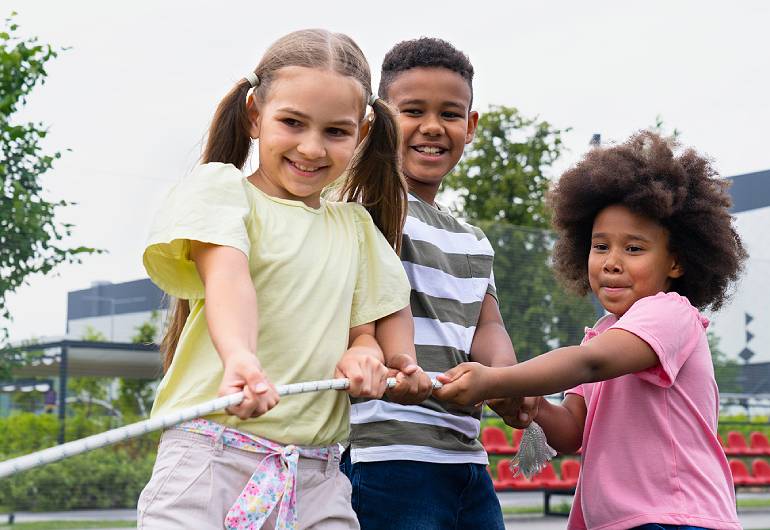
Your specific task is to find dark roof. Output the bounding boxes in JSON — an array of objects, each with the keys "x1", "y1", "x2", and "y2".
[
  {"x1": 727, "y1": 170, "x2": 770, "y2": 214},
  {"x1": 67, "y1": 278, "x2": 167, "y2": 320}
]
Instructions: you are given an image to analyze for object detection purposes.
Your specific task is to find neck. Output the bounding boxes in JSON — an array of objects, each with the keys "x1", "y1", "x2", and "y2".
[{"x1": 407, "y1": 178, "x2": 440, "y2": 207}]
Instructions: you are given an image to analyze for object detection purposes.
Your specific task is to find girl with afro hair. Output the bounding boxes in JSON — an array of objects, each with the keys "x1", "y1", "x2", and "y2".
[{"x1": 435, "y1": 131, "x2": 746, "y2": 529}]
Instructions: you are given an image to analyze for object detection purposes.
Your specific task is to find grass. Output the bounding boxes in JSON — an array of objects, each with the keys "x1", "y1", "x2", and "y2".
[{"x1": 0, "y1": 522, "x2": 134, "y2": 529}]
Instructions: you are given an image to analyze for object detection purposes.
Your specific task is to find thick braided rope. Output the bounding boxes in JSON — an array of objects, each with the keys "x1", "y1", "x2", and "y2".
[{"x1": 0, "y1": 377, "x2": 442, "y2": 478}]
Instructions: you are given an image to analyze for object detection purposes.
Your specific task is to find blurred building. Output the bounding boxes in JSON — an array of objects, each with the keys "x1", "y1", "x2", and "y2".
[
  {"x1": 66, "y1": 278, "x2": 167, "y2": 343},
  {"x1": 708, "y1": 170, "x2": 770, "y2": 363}
]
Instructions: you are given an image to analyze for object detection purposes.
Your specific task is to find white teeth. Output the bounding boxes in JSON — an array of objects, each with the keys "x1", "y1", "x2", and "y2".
[
  {"x1": 292, "y1": 162, "x2": 319, "y2": 172},
  {"x1": 415, "y1": 146, "x2": 443, "y2": 155}
]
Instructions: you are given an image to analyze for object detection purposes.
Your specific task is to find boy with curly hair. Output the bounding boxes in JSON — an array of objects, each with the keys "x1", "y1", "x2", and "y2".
[
  {"x1": 436, "y1": 131, "x2": 745, "y2": 529},
  {"x1": 342, "y1": 37, "x2": 520, "y2": 530}
]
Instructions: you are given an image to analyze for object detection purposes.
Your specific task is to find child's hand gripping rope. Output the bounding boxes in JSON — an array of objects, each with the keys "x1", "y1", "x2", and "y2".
[{"x1": 435, "y1": 362, "x2": 556, "y2": 479}]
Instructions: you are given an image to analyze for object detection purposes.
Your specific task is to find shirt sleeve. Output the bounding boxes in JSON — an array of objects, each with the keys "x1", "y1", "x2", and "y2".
[
  {"x1": 350, "y1": 205, "x2": 411, "y2": 328},
  {"x1": 143, "y1": 163, "x2": 251, "y2": 300},
  {"x1": 610, "y1": 292, "x2": 707, "y2": 387}
]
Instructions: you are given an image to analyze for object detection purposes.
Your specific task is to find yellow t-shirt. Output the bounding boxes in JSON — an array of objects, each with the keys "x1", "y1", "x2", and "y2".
[{"x1": 143, "y1": 162, "x2": 410, "y2": 446}]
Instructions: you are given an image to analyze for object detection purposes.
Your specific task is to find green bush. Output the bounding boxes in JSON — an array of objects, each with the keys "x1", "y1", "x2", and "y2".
[
  {"x1": 0, "y1": 412, "x2": 159, "y2": 511},
  {"x1": 0, "y1": 448, "x2": 155, "y2": 511}
]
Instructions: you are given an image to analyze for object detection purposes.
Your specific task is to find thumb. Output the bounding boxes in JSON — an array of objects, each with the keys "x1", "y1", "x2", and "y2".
[
  {"x1": 437, "y1": 365, "x2": 465, "y2": 384},
  {"x1": 388, "y1": 353, "x2": 419, "y2": 374},
  {"x1": 243, "y1": 366, "x2": 268, "y2": 394}
]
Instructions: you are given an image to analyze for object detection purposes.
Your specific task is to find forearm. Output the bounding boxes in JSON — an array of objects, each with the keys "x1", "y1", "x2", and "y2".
[
  {"x1": 534, "y1": 399, "x2": 583, "y2": 454},
  {"x1": 349, "y1": 324, "x2": 384, "y2": 362},
  {"x1": 486, "y1": 346, "x2": 595, "y2": 398},
  {"x1": 469, "y1": 294, "x2": 517, "y2": 368},
  {"x1": 204, "y1": 266, "x2": 259, "y2": 362},
  {"x1": 375, "y1": 306, "x2": 416, "y2": 366},
  {"x1": 469, "y1": 320, "x2": 517, "y2": 367}
]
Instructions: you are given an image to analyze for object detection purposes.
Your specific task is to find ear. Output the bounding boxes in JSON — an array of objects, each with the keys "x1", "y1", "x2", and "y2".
[
  {"x1": 668, "y1": 256, "x2": 685, "y2": 279},
  {"x1": 246, "y1": 94, "x2": 261, "y2": 139},
  {"x1": 357, "y1": 112, "x2": 373, "y2": 148},
  {"x1": 465, "y1": 110, "x2": 479, "y2": 145}
]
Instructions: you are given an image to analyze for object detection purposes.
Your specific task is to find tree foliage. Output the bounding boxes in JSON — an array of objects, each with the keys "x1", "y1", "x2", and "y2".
[
  {"x1": 0, "y1": 14, "x2": 97, "y2": 342},
  {"x1": 444, "y1": 106, "x2": 596, "y2": 359}
]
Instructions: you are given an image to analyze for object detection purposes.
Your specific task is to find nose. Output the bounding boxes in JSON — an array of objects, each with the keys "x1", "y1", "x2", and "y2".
[
  {"x1": 419, "y1": 113, "x2": 444, "y2": 137},
  {"x1": 603, "y1": 250, "x2": 622, "y2": 273},
  {"x1": 296, "y1": 132, "x2": 326, "y2": 160}
]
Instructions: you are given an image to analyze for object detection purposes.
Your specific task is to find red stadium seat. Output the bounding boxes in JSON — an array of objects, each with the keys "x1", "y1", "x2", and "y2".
[
  {"x1": 532, "y1": 462, "x2": 573, "y2": 490},
  {"x1": 481, "y1": 426, "x2": 517, "y2": 455},
  {"x1": 750, "y1": 432, "x2": 770, "y2": 456},
  {"x1": 729, "y1": 459, "x2": 761, "y2": 486},
  {"x1": 751, "y1": 459, "x2": 770, "y2": 486},
  {"x1": 494, "y1": 459, "x2": 539, "y2": 491},
  {"x1": 726, "y1": 431, "x2": 753, "y2": 456},
  {"x1": 560, "y1": 459, "x2": 581, "y2": 488},
  {"x1": 510, "y1": 429, "x2": 523, "y2": 452}
]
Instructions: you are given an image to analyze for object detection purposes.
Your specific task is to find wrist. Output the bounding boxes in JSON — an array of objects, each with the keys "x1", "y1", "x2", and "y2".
[
  {"x1": 347, "y1": 345, "x2": 384, "y2": 362},
  {"x1": 222, "y1": 348, "x2": 259, "y2": 366}
]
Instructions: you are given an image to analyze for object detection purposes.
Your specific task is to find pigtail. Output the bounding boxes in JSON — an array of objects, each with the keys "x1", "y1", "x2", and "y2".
[
  {"x1": 342, "y1": 98, "x2": 407, "y2": 253},
  {"x1": 202, "y1": 80, "x2": 253, "y2": 168},
  {"x1": 160, "y1": 298, "x2": 189, "y2": 373},
  {"x1": 161, "y1": 80, "x2": 253, "y2": 372}
]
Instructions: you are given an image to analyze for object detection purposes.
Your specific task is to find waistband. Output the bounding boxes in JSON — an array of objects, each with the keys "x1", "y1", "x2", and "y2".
[{"x1": 174, "y1": 418, "x2": 337, "y2": 530}]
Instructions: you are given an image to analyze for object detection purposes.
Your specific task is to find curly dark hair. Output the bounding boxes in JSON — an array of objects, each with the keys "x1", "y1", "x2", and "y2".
[
  {"x1": 379, "y1": 37, "x2": 474, "y2": 105},
  {"x1": 549, "y1": 131, "x2": 747, "y2": 311}
]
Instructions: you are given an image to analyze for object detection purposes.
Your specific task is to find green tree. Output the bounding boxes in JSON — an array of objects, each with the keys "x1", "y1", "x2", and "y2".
[
  {"x1": 444, "y1": 105, "x2": 596, "y2": 359},
  {"x1": 0, "y1": 14, "x2": 97, "y2": 343},
  {"x1": 709, "y1": 331, "x2": 741, "y2": 393}
]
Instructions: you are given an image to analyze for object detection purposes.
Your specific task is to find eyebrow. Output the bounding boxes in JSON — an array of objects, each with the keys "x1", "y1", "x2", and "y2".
[
  {"x1": 275, "y1": 107, "x2": 358, "y2": 128},
  {"x1": 397, "y1": 98, "x2": 467, "y2": 111},
  {"x1": 591, "y1": 232, "x2": 653, "y2": 242}
]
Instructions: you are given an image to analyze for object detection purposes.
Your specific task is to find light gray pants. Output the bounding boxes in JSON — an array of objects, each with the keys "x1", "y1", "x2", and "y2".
[{"x1": 137, "y1": 429, "x2": 359, "y2": 529}]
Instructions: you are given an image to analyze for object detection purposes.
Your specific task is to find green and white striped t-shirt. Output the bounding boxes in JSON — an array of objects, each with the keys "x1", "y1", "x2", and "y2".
[{"x1": 349, "y1": 194, "x2": 496, "y2": 464}]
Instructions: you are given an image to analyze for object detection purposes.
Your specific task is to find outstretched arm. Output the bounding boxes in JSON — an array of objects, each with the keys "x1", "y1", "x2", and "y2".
[
  {"x1": 434, "y1": 328, "x2": 658, "y2": 406},
  {"x1": 191, "y1": 241, "x2": 279, "y2": 419}
]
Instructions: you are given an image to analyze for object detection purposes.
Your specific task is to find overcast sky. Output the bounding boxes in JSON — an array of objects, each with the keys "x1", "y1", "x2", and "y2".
[{"x1": 4, "y1": 0, "x2": 770, "y2": 343}]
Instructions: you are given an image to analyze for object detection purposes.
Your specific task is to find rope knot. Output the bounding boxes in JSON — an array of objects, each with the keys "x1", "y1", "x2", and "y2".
[{"x1": 281, "y1": 444, "x2": 298, "y2": 460}]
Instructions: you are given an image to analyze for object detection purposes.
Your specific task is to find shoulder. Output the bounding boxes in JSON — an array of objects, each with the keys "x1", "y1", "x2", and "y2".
[
  {"x1": 174, "y1": 162, "x2": 250, "y2": 202},
  {"x1": 406, "y1": 197, "x2": 493, "y2": 252},
  {"x1": 625, "y1": 292, "x2": 707, "y2": 326},
  {"x1": 327, "y1": 201, "x2": 374, "y2": 224},
  {"x1": 187, "y1": 162, "x2": 244, "y2": 185}
]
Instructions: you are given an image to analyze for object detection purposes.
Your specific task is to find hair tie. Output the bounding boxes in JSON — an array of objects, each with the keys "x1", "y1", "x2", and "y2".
[
  {"x1": 244, "y1": 72, "x2": 260, "y2": 88},
  {"x1": 368, "y1": 94, "x2": 378, "y2": 106}
]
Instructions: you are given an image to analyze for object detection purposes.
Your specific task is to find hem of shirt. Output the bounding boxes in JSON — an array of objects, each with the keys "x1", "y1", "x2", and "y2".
[
  {"x1": 577, "y1": 512, "x2": 742, "y2": 530},
  {"x1": 350, "y1": 445, "x2": 489, "y2": 465},
  {"x1": 350, "y1": 295, "x2": 410, "y2": 328}
]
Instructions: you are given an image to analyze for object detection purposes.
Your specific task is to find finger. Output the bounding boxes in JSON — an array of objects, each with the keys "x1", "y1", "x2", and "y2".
[{"x1": 437, "y1": 364, "x2": 466, "y2": 384}]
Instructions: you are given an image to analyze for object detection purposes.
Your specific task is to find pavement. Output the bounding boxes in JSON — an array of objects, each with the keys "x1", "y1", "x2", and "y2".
[{"x1": 3, "y1": 494, "x2": 770, "y2": 529}]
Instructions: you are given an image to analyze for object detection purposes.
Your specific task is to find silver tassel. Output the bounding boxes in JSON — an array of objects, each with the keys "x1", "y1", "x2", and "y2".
[{"x1": 510, "y1": 422, "x2": 557, "y2": 479}]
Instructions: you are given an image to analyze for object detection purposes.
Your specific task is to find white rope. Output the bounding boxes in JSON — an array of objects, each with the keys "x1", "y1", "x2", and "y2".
[{"x1": 0, "y1": 376, "x2": 442, "y2": 478}]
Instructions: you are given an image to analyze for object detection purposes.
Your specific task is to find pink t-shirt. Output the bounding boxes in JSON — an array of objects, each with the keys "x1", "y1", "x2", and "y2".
[{"x1": 565, "y1": 292, "x2": 739, "y2": 530}]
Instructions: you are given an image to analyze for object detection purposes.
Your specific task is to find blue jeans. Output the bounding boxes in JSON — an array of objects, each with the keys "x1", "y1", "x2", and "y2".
[
  {"x1": 631, "y1": 523, "x2": 708, "y2": 530},
  {"x1": 633, "y1": 526, "x2": 710, "y2": 530},
  {"x1": 341, "y1": 450, "x2": 504, "y2": 530}
]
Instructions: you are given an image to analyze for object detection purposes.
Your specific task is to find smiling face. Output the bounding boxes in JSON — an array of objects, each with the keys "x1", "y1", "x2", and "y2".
[
  {"x1": 588, "y1": 204, "x2": 684, "y2": 317},
  {"x1": 385, "y1": 67, "x2": 477, "y2": 203},
  {"x1": 248, "y1": 66, "x2": 365, "y2": 208}
]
